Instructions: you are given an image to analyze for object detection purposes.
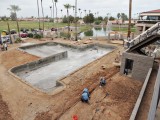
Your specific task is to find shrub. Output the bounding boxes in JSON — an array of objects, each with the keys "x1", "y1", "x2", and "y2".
[
  {"x1": 15, "y1": 38, "x2": 22, "y2": 43},
  {"x1": 28, "y1": 33, "x2": 33, "y2": 38},
  {"x1": 33, "y1": 34, "x2": 42, "y2": 39},
  {"x1": 60, "y1": 32, "x2": 71, "y2": 38},
  {"x1": 94, "y1": 20, "x2": 101, "y2": 25}
]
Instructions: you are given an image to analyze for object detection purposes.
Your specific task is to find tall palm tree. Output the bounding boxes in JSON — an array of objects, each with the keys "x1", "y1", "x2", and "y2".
[
  {"x1": 54, "y1": 0, "x2": 58, "y2": 23},
  {"x1": 40, "y1": 0, "x2": 45, "y2": 31},
  {"x1": 61, "y1": 9, "x2": 63, "y2": 18},
  {"x1": 78, "y1": 8, "x2": 81, "y2": 18},
  {"x1": 7, "y1": 5, "x2": 21, "y2": 37},
  {"x1": 84, "y1": 10, "x2": 87, "y2": 16},
  {"x1": 50, "y1": 6, "x2": 52, "y2": 21},
  {"x1": 51, "y1": 0, "x2": 54, "y2": 23},
  {"x1": 37, "y1": 0, "x2": 41, "y2": 29},
  {"x1": 72, "y1": 6, "x2": 75, "y2": 15},
  {"x1": 64, "y1": 4, "x2": 72, "y2": 39}
]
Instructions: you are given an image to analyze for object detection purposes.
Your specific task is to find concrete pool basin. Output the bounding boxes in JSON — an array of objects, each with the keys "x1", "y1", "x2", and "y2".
[{"x1": 10, "y1": 42, "x2": 115, "y2": 93}]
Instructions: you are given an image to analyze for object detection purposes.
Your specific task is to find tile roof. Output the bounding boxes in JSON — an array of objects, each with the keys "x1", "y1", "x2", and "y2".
[{"x1": 142, "y1": 9, "x2": 160, "y2": 13}]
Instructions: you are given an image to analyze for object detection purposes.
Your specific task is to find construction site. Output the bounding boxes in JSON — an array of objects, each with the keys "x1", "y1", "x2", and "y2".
[{"x1": 0, "y1": 20, "x2": 160, "y2": 120}]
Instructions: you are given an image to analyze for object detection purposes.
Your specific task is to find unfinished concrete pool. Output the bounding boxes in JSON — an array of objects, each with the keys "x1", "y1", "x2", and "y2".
[{"x1": 11, "y1": 42, "x2": 115, "y2": 92}]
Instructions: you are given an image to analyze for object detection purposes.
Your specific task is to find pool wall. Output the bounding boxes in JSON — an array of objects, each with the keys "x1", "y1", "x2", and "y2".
[{"x1": 10, "y1": 42, "x2": 116, "y2": 94}]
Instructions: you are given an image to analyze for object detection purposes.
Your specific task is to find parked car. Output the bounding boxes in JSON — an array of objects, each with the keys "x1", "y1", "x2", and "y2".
[
  {"x1": 10, "y1": 29, "x2": 17, "y2": 34},
  {"x1": 1, "y1": 30, "x2": 9, "y2": 35},
  {"x1": 51, "y1": 28, "x2": 57, "y2": 31},
  {"x1": 20, "y1": 28, "x2": 29, "y2": 33},
  {"x1": 20, "y1": 32, "x2": 28, "y2": 38}
]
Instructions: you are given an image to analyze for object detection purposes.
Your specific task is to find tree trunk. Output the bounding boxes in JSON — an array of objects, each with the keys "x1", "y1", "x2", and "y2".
[
  {"x1": 15, "y1": 12, "x2": 20, "y2": 38},
  {"x1": 127, "y1": 0, "x2": 132, "y2": 38},
  {"x1": 52, "y1": 0, "x2": 54, "y2": 24},
  {"x1": 75, "y1": 0, "x2": 78, "y2": 41},
  {"x1": 37, "y1": 0, "x2": 41, "y2": 29},
  {"x1": 7, "y1": 21, "x2": 12, "y2": 44},
  {"x1": 41, "y1": 0, "x2": 45, "y2": 31},
  {"x1": 55, "y1": 2, "x2": 58, "y2": 23},
  {"x1": 67, "y1": 9, "x2": 70, "y2": 39}
]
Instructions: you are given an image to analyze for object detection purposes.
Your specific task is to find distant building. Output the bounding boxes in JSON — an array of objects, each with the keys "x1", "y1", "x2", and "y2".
[{"x1": 136, "y1": 9, "x2": 160, "y2": 34}]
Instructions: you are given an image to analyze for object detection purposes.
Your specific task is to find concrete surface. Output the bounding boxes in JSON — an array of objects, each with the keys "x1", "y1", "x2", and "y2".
[{"x1": 17, "y1": 44, "x2": 113, "y2": 92}]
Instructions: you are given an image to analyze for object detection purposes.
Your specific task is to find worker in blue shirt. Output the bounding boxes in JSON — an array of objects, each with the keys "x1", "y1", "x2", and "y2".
[{"x1": 81, "y1": 88, "x2": 90, "y2": 103}]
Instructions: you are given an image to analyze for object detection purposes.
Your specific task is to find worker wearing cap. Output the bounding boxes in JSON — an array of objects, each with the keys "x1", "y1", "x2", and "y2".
[{"x1": 81, "y1": 88, "x2": 90, "y2": 103}]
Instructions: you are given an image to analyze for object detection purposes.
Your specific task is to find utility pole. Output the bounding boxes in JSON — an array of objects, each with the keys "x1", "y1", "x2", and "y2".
[
  {"x1": 37, "y1": 0, "x2": 41, "y2": 29},
  {"x1": 75, "y1": 0, "x2": 78, "y2": 41},
  {"x1": 52, "y1": 0, "x2": 54, "y2": 24},
  {"x1": 127, "y1": 0, "x2": 132, "y2": 38}
]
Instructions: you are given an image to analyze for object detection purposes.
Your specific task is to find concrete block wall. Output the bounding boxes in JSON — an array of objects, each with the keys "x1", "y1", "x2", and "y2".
[{"x1": 120, "y1": 52, "x2": 154, "y2": 81}]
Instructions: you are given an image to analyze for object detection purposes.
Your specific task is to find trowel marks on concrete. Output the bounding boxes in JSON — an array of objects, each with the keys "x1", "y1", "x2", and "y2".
[{"x1": 18, "y1": 44, "x2": 113, "y2": 92}]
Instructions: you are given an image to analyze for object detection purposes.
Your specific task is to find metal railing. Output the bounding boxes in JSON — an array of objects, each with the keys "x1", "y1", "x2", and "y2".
[
  {"x1": 128, "y1": 22, "x2": 160, "y2": 49},
  {"x1": 137, "y1": 20, "x2": 160, "y2": 24}
]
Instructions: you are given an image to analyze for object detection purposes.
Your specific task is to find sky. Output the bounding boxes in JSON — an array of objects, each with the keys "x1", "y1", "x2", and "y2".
[{"x1": 0, "y1": 0, "x2": 159, "y2": 18}]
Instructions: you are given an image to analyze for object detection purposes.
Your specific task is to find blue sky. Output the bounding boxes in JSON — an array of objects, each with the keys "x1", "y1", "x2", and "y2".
[{"x1": 0, "y1": 0, "x2": 159, "y2": 18}]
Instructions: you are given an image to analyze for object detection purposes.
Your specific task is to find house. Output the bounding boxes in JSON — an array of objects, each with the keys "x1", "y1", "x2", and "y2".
[{"x1": 136, "y1": 9, "x2": 160, "y2": 34}]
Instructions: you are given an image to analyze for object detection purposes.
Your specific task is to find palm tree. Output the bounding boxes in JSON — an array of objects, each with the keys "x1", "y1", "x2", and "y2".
[
  {"x1": 84, "y1": 10, "x2": 87, "y2": 16},
  {"x1": 40, "y1": 0, "x2": 44, "y2": 31},
  {"x1": 60, "y1": 9, "x2": 63, "y2": 18},
  {"x1": 78, "y1": 8, "x2": 81, "y2": 18},
  {"x1": 64, "y1": 4, "x2": 72, "y2": 39},
  {"x1": 37, "y1": 0, "x2": 41, "y2": 29},
  {"x1": 72, "y1": 6, "x2": 75, "y2": 15},
  {"x1": 50, "y1": 6, "x2": 52, "y2": 21},
  {"x1": 7, "y1": 5, "x2": 21, "y2": 37},
  {"x1": 54, "y1": 0, "x2": 58, "y2": 23},
  {"x1": 51, "y1": 0, "x2": 54, "y2": 23}
]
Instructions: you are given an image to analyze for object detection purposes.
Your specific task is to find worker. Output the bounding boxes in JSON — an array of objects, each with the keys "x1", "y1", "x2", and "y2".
[
  {"x1": 81, "y1": 88, "x2": 90, "y2": 103},
  {"x1": 100, "y1": 77, "x2": 106, "y2": 87}
]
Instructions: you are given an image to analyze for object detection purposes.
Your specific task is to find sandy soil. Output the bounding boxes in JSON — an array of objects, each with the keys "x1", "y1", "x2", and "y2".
[
  {"x1": 0, "y1": 95, "x2": 13, "y2": 120},
  {"x1": 0, "y1": 38, "x2": 142, "y2": 120}
]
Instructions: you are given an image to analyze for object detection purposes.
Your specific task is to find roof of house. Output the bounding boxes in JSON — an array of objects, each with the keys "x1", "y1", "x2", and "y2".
[{"x1": 142, "y1": 9, "x2": 160, "y2": 13}]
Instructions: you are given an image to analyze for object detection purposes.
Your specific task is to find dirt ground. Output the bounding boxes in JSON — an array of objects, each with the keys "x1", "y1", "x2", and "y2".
[{"x1": 0, "y1": 38, "x2": 142, "y2": 120}]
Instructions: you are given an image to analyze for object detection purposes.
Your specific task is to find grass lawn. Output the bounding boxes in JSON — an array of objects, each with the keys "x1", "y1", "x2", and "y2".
[
  {"x1": 0, "y1": 21, "x2": 68, "y2": 33},
  {"x1": 112, "y1": 27, "x2": 136, "y2": 33},
  {"x1": 0, "y1": 21, "x2": 92, "y2": 33}
]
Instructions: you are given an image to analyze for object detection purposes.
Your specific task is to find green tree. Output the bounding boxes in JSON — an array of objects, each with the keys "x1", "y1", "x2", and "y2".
[
  {"x1": 84, "y1": 30, "x2": 93, "y2": 36},
  {"x1": 117, "y1": 13, "x2": 121, "y2": 19},
  {"x1": 7, "y1": 5, "x2": 21, "y2": 37},
  {"x1": 121, "y1": 13, "x2": 128, "y2": 23},
  {"x1": 62, "y1": 15, "x2": 68, "y2": 23},
  {"x1": 1, "y1": 16, "x2": 12, "y2": 43},
  {"x1": 83, "y1": 13, "x2": 94, "y2": 24},
  {"x1": 64, "y1": 4, "x2": 72, "y2": 39},
  {"x1": 97, "y1": 16, "x2": 103, "y2": 21},
  {"x1": 10, "y1": 12, "x2": 16, "y2": 20},
  {"x1": 69, "y1": 15, "x2": 74, "y2": 23},
  {"x1": 61, "y1": 9, "x2": 63, "y2": 18},
  {"x1": 109, "y1": 16, "x2": 115, "y2": 20},
  {"x1": 84, "y1": 10, "x2": 87, "y2": 16},
  {"x1": 78, "y1": 8, "x2": 81, "y2": 18}
]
